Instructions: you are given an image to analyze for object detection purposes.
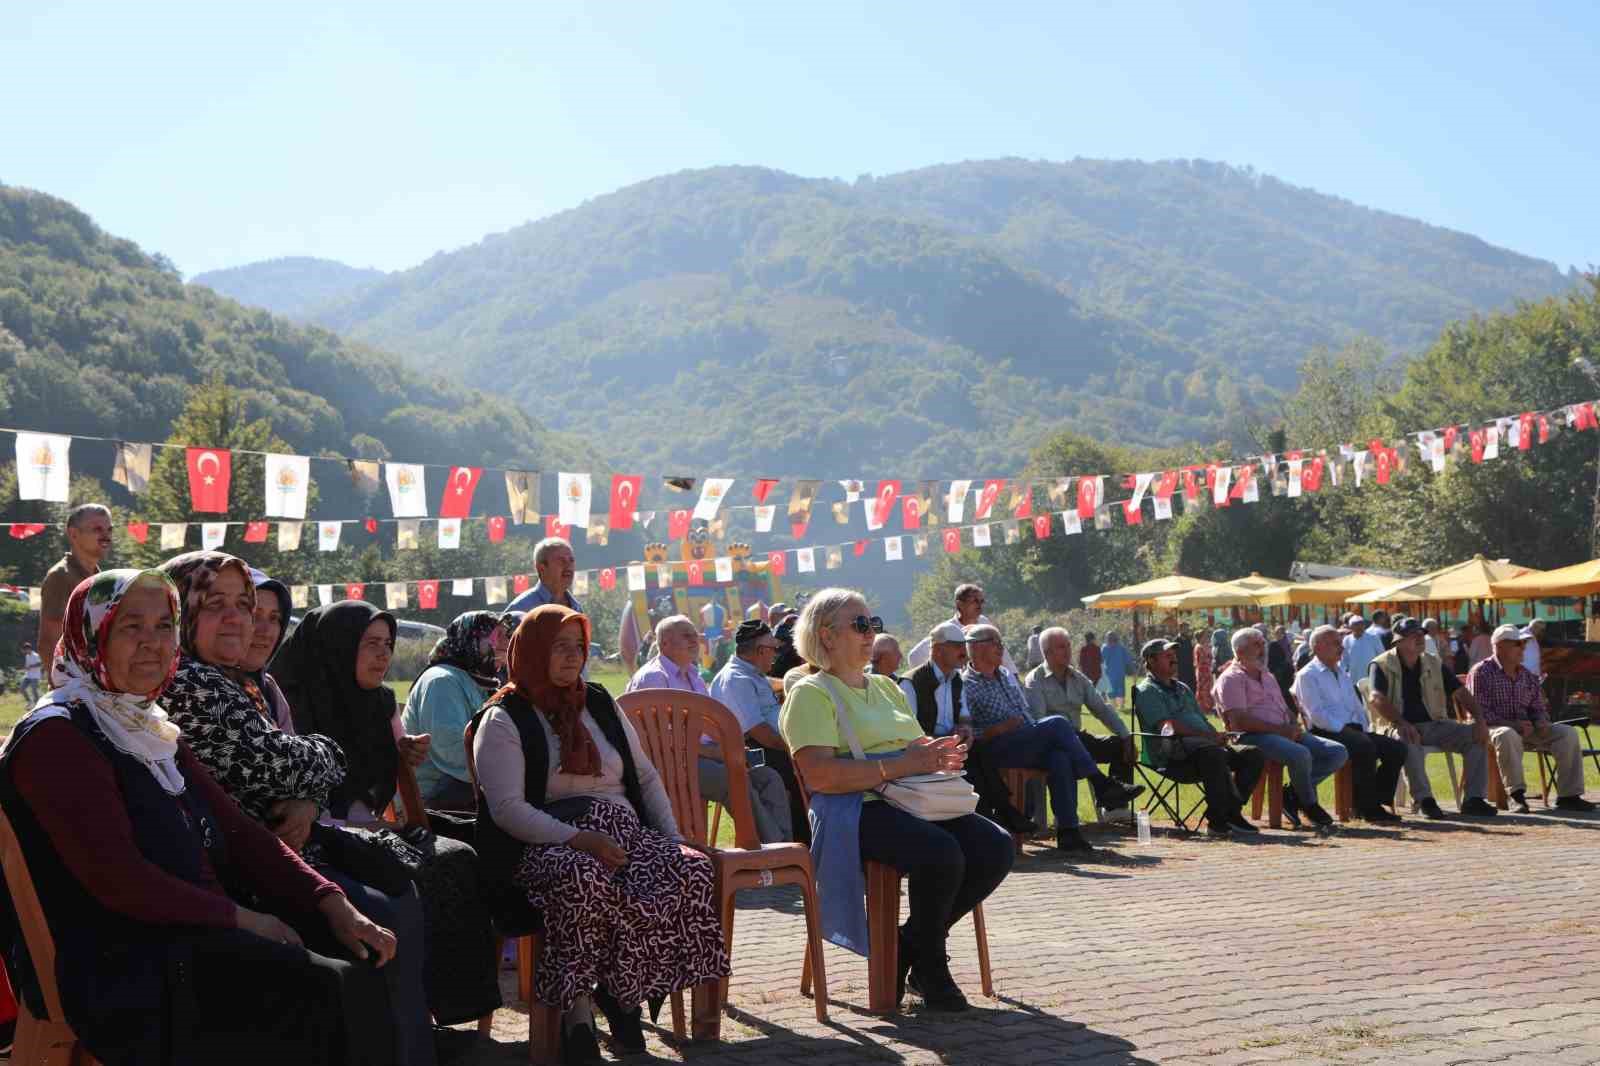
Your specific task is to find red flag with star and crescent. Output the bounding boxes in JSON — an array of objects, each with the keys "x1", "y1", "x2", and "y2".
[
  {"x1": 668, "y1": 509, "x2": 692, "y2": 540},
  {"x1": 767, "y1": 551, "x2": 787, "y2": 575},
  {"x1": 243, "y1": 521, "x2": 269, "y2": 543},
  {"x1": 346, "y1": 583, "x2": 366, "y2": 602},
  {"x1": 416, "y1": 580, "x2": 440, "y2": 610},
  {"x1": 487, "y1": 516, "x2": 507, "y2": 543},
  {"x1": 126, "y1": 522, "x2": 149, "y2": 544},
  {"x1": 440, "y1": 466, "x2": 482, "y2": 519},
  {"x1": 185, "y1": 448, "x2": 232, "y2": 513},
  {"x1": 609, "y1": 475, "x2": 643, "y2": 531}
]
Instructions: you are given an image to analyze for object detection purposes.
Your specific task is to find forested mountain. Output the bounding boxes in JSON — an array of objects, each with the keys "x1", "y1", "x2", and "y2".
[
  {"x1": 217, "y1": 160, "x2": 1570, "y2": 475},
  {"x1": 193, "y1": 256, "x2": 385, "y2": 319},
  {"x1": 0, "y1": 184, "x2": 581, "y2": 469}
]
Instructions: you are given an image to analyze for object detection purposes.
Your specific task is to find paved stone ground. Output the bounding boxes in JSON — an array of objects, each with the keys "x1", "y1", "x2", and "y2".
[{"x1": 457, "y1": 807, "x2": 1600, "y2": 1065}]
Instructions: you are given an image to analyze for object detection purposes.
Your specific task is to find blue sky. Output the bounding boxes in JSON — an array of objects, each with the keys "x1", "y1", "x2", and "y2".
[{"x1": 6, "y1": 1, "x2": 1595, "y2": 276}]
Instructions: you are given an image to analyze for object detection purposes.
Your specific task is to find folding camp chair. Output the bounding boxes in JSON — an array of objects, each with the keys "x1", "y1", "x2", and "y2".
[{"x1": 1129, "y1": 731, "x2": 1207, "y2": 836}]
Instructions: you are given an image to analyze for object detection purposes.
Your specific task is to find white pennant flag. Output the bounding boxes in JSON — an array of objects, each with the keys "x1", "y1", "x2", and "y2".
[
  {"x1": 947, "y1": 480, "x2": 972, "y2": 523},
  {"x1": 484, "y1": 576, "x2": 508, "y2": 604},
  {"x1": 656, "y1": 564, "x2": 673, "y2": 588},
  {"x1": 317, "y1": 584, "x2": 334, "y2": 606},
  {"x1": 1241, "y1": 471, "x2": 1259, "y2": 503},
  {"x1": 396, "y1": 519, "x2": 420, "y2": 550},
  {"x1": 693, "y1": 478, "x2": 734, "y2": 521},
  {"x1": 885, "y1": 536, "x2": 903, "y2": 561},
  {"x1": 557, "y1": 472, "x2": 592, "y2": 528},
  {"x1": 160, "y1": 523, "x2": 187, "y2": 550},
  {"x1": 972, "y1": 523, "x2": 992, "y2": 547},
  {"x1": 627, "y1": 564, "x2": 647, "y2": 591},
  {"x1": 112, "y1": 442, "x2": 153, "y2": 494},
  {"x1": 277, "y1": 521, "x2": 303, "y2": 551},
  {"x1": 437, "y1": 518, "x2": 461, "y2": 549},
  {"x1": 572, "y1": 571, "x2": 590, "y2": 596},
  {"x1": 318, "y1": 522, "x2": 342, "y2": 551},
  {"x1": 201, "y1": 522, "x2": 227, "y2": 550},
  {"x1": 263, "y1": 453, "x2": 310, "y2": 519},
  {"x1": 385, "y1": 463, "x2": 428, "y2": 518},
  {"x1": 27, "y1": 587, "x2": 42, "y2": 611},
  {"x1": 753, "y1": 505, "x2": 775, "y2": 532},
  {"x1": 14, "y1": 433, "x2": 71, "y2": 502},
  {"x1": 1154, "y1": 496, "x2": 1173, "y2": 521},
  {"x1": 796, "y1": 547, "x2": 816, "y2": 573},
  {"x1": 1130, "y1": 472, "x2": 1154, "y2": 510},
  {"x1": 290, "y1": 585, "x2": 309, "y2": 609},
  {"x1": 1503, "y1": 416, "x2": 1520, "y2": 449},
  {"x1": 1484, "y1": 423, "x2": 1501, "y2": 460},
  {"x1": 1352, "y1": 451, "x2": 1369, "y2": 487},
  {"x1": 385, "y1": 582, "x2": 408, "y2": 610},
  {"x1": 1287, "y1": 459, "x2": 1304, "y2": 498},
  {"x1": 1062, "y1": 510, "x2": 1082, "y2": 535},
  {"x1": 452, "y1": 578, "x2": 474, "y2": 597},
  {"x1": 1212, "y1": 466, "x2": 1232, "y2": 505},
  {"x1": 714, "y1": 556, "x2": 734, "y2": 582},
  {"x1": 913, "y1": 533, "x2": 928, "y2": 557},
  {"x1": 838, "y1": 480, "x2": 862, "y2": 503}
]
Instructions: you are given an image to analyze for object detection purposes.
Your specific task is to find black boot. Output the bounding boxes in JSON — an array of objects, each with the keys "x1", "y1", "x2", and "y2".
[
  {"x1": 908, "y1": 952, "x2": 969, "y2": 1012},
  {"x1": 1054, "y1": 826, "x2": 1098, "y2": 854},
  {"x1": 1281, "y1": 784, "x2": 1304, "y2": 829},
  {"x1": 895, "y1": 927, "x2": 917, "y2": 1005},
  {"x1": 592, "y1": 984, "x2": 646, "y2": 1054},
  {"x1": 561, "y1": 1019, "x2": 602, "y2": 1066}
]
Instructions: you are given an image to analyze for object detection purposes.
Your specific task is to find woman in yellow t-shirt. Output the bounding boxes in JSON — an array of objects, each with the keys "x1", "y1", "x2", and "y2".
[{"x1": 780, "y1": 587, "x2": 1013, "y2": 1013}]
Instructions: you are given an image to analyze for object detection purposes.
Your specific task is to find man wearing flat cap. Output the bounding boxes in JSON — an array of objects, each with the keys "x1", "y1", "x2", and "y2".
[
  {"x1": 1133, "y1": 639, "x2": 1265, "y2": 837},
  {"x1": 710, "y1": 618, "x2": 808, "y2": 842},
  {"x1": 1467, "y1": 624, "x2": 1594, "y2": 812}
]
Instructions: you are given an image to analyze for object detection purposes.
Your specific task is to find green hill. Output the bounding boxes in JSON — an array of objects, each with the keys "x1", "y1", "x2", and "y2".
[
  {"x1": 0, "y1": 184, "x2": 582, "y2": 470},
  {"x1": 192, "y1": 256, "x2": 386, "y2": 319}
]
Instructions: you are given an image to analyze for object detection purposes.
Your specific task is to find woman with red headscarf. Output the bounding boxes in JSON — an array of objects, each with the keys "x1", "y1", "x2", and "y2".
[{"x1": 471, "y1": 604, "x2": 728, "y2": 1065}]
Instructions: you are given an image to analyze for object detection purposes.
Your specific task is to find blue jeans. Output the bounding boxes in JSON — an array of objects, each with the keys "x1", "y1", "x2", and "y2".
[
  {"x1": 1235, "y1": 730, "x2": 1349, "y2": 805},
  {"x1": 981, "y1": 716, "x2": 1100, "y2": 828}
]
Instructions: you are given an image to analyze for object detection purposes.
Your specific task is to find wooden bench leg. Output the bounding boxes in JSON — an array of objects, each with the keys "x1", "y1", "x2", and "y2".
[
  {"x1": 865, "y1": 862, "x2": 902, "y2": 1013},
  {"x1": 798, "y1": 869, "x2": 829, "y2": 1021},
  {"x1": 524, "y1": 937, "x2": 562, "y2": 1065},
  {"x1": 1334, "y1": 763, "x2": 1354, "y2": 821},
  {"x1": 1251, "y1": 761, "x2": 1284, "y2": 828},
  {"x1": 971, "y1": 902, "x2": 993, "y2": 998}
]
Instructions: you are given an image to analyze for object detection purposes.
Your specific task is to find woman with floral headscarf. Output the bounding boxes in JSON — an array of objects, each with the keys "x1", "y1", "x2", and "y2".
[
  {"x1": 472, "y1": 604, "x2": 728, "y2": 1064},
  {"x1": 0, "y1": 570, "x2": 398, "y2": 1065},
  {"x1": 401, "y1": 610, "x2": 505, "y2": 809},
  {"x1": 157, "y1": 552, "x2": 439, "y2": 1066}
]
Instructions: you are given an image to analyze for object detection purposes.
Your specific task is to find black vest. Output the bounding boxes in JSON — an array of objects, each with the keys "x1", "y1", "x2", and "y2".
[
  {"x1": 908, "y1": 662, "x2": 961, "y2": 737},
  {"x1": 0, "y1": 704, "x2": 229, "y2": 1062},
  {"x1": 470, "y1": 683, "x2": 651, "y2": 932}
]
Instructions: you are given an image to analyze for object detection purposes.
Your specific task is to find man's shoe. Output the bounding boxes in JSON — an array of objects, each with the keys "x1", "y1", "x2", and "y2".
[
  {"x1": 1302, "y1": 802, "x2": 1337, "y2": 834},
  {"x1": 1509, "y1": 789, "x2": 1532, "y2": 814},
  {"x1": 1226, "y1": 812, "x2": 1258, "y2": 833},
  {"x1": 592, "y1": 984, "x2": 647, "y2": 1054},
  {"x1": 1054, "y1": 827, "x2": 1099, "y2": 854},
  {"x1": 1418, "y1": 797, "x2": 1446, "y2": 819},
  {"x1": 1206, "y1": 819, "x2": 1232, "y2": 838},
  {"x1": 1361, "y1": 806, "x2": 1403, "y2": 824},
  {"x1": 1093, "y1": 779, "x2": 1145, "y2": 810},
  {"x1": 908, "y1": 955, "x2": 969, "y2": 1012},
  {"x1": 1556, "y1": 795, "x2": 1598, "y2": 812},
  {"x1": 1459, "y1": 797, "x2": 1499, "y2": 817},
  {"x1": 1101, "y1": 806, "x2": 1133, "y2": 824},
  {"x1": 1281, "y1": 785, "x2": 1304, "y2": 829}
]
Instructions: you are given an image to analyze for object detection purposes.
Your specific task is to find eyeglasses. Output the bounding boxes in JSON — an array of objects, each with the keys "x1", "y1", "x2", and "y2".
[
  {"x1": 836, "y1": 615, "x2": 874, "y2": 635},
  {"x1": 869, "y1": 616, "x2": 884, "y2": 633}
]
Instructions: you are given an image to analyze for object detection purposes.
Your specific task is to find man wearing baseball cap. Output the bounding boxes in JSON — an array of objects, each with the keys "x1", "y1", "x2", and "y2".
[
  {"x1": 1467, "y1": 624, "x2": 1594, "y2": 812},
  {"x1": 1132, "y1": 638, "x2": 1264, "y2": 837},
  {"x1": 1367, "y1": 617, "x2": 1497, "y2": 818}
]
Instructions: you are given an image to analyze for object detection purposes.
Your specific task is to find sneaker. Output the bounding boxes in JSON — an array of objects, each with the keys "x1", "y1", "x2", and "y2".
[
  {"x1": 592, "y1": 984, "x2": 646, "y2": 1054},
  {"x1": 1418, "y1": 797, "x2": 1446, "y2": 820},
  {"x1": 908, "y1": 955, "x2": 969, "y2": 1012},
  {"x1": 1226, "y1": 812, "x2": 1258, "y2": 833},
  {"x1": 1510, "y1": 789, "x2": 1532, "y2": 814},
  {"x1": 1054, "y1": 827, "x2": 1099, "y2": 854},
  {"x1": 1556, "y1": 795, "x2": 1598, "y2": 812},
  {"x1": 1459, "y1": 797, "x2": 1499, "y2": 817},
  {"x1": 1101, "y1": 806, "x2": 1133, "y2": 824}
]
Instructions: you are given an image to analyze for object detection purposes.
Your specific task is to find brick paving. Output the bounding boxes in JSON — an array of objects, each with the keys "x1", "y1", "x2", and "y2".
[{"x1": 460, "y1": 808, "x2": 1600, "y2": 1065}]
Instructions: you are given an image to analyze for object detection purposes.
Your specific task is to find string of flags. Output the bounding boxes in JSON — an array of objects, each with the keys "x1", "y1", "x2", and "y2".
[{"x1": 8, "y1": 396, "x2": 1599, "y2": 550}]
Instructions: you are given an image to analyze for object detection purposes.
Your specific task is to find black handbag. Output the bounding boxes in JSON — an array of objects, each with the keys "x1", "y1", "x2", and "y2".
[{"x1": 305, "y1": 822, "x2": 420, "y2": 897}]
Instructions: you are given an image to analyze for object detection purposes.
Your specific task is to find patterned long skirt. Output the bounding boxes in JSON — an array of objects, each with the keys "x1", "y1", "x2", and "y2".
[
  {"x1": 513, "y1": 800, "x2": 730, "y2": 1012},
  {"x1": 1195, "y1": 646, "x2": 1216, "y2": 712}
]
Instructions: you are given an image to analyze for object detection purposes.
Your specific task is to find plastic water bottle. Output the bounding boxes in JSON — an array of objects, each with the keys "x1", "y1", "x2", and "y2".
[{"x1": 1136, "y1": 810, "x2": 1152, "y2": 845}]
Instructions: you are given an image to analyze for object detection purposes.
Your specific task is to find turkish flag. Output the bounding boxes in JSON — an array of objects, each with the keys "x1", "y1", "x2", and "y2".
[
  {"x1": 942, "y1": 528, "x2": 962, "y2": 553},
  {"x1": 184, "y1": 448, "x2": 232, "y2": 513},
  {"x1": 243, "y1": 521, "x2": 269, "y2": 543},
  {"x1": 126, "y1": 521, "x2": 149, "y2": 544},
  {"x1": 1518, "y1": 412, "x2": 1535, "y2": 450},
  {"x1": 1302, "y1": 457, "x2": 1325, "y2": 493},
  {"x1": 1182, "y1": 468, "x2": 1202, "y2": 503},
  {"x1": 1470, "y1": 429, "x2": 1486, "y2": 463},
  {"x1": 608, "y1": 475, "x2": 643, "y2": 531},
  {"x1": 346, "y1": 583, "x2": 366, "y2": 602},
  {"x1": 686, "y1": 561, "x2": 705, "y2": 586},
  {"x1": 974, "y1": 479, "x2": 1003, "y2": 520},
  {"x1": 790, "y1": 519, "x2": 810, "y2": 539},
  {"x1": 513, "y1": 574, "x2": 532, "y2": 595},
  {"x1": 1375, "y1": 449, "x2": 1392, "y2": 485},
  {"x1": 440, "y1": 466, "x2": 482, "y2": 519},
  {"x1": 1033, "y1": 514, "x2": 1052, "y2": 539},
  {"x1": 853, "y1": 539, "x2": 868, "y2": 557},
  {"x1": 901, "y1": 495, "x2": 923, "y2": 529},
  {"x1": 668, "y1": 509, "x2": 691, "y2": 540},
  {"x1": 9, "y1": 523, "x2": 46, "y2": 539},
  {"x1": 487, "y1": 516, "x2": 507, "y2": 543},
  {"x1": 364, "y1": 517, "x2": 379, "y2": 534},
  {"x1": 416, "y1": 580, "x2": 440, "y2": 610},
  {"x1": 1538, "y1": 414, "x2": 1551, "y2": 444},
  {"x1": 1229, "y1": 464, "x2": 1250, "y2": 500},
  {"x1": 1443, "y1": 425, "x2": 1459, "y2": 453},
  {"x1": 752, "y1": 478, "x2": 779, "y2": 504},
  {"x1": 544, "y1": 515, "x2": 570, "y2": 540},
  {"x1": 767, "y1": 551, "x2": 787, "y2": 575},
  {"x1": 871, "y1": 480, "x2": 901, "y2": 529},
  {"x1": 598, "y1": 568, "x2": 617, "y2": 591},
  {"x1": 1076, "y1": 476, "x2": 1102, "y2": 519},
  {"x1": 1154, "y1": 470, "x2": 1178, "y2": 500},
  {"x1": 1123, "y1": 499, "x2": 1143, "y2": 525},
  {"x1": 1575, "y1": 403, "x2": 1600, "y2": 432}
]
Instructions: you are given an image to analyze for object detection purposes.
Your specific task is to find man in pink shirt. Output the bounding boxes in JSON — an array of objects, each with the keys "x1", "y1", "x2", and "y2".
[{"x1": 1214, "y1": 627, "x2": 1347, "y2": 832}]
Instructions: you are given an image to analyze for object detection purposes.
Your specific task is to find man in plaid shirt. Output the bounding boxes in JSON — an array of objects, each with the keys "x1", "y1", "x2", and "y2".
[{"x1": 1467, "y1": 624, "x2": 1594, "y2": 812}]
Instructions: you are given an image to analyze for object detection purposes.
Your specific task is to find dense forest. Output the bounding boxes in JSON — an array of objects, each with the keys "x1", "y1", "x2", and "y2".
[
  {"x1": 192, "y1": 256, "x2": 386, "y2": 319},
  {"x1": 199, "y1": 160, "x2": 1574, "y2": 476}
]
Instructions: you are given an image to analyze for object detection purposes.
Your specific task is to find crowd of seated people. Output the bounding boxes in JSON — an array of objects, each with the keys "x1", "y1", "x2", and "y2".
[{"x1": 4, "y1": 536, "x2": 1596, "y2": 1065}]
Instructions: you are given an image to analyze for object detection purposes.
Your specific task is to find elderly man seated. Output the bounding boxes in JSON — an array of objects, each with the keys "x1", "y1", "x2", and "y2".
[
  {"x1": 961, "y1": 623, "x2": 1141, "y2": 853},
  {"x1": 1215, "y1": 626, "x2": 1347, "y2": 832},
  {"x1": 1023, "y1": 627, "x2": 1135, "y2": 815},
  {"x1": 710, "y1": 618, "x2": 813, "y2": 844},
  {"x1": 1468, "y1": 624, "x2": 1595, "y2": 813},
  {"x1": 1292, "y1": 625, "x2": 1406, "y2": 823},
  {"x1": 628, "y1": 614, "x2": 794, "y2": 842},
  {"x1": 1366, "y1": 617, "x2": 1497, "y2": 819},
  {"x1": 868, "y1": 632, "x2": 905, "y2": 684},
  {"x1": 1133, "y1": 639, "x2": 1265, "y2": 837}
]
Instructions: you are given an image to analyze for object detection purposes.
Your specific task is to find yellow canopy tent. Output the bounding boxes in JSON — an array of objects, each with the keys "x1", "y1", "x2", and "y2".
[
  {"x1": 1349, "y1": 556, "x2": 1542, "y2": 605},
  {"x1": 1488, "y1": 558, "x2": 1600, "y2": 599},
  {"x1": 1080, "y1": 574, "x2": 1232, "y2": 610},
  {"x1": 1225, "y1": 572, "x2": 1295, "y2": 590},
  {"x1": 1254, "y1": 571, "x2": 1396, "y2": 607},
  {"x1": 1153, "y1": 582, "x2": 1271, "y2": 611}
]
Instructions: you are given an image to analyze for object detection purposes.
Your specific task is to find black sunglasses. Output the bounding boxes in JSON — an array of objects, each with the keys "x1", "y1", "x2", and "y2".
[
  {"x1": 839, "y1": 615, "x2": 874, "y2": 635},
  {"x1": 869, "y1": 616, "x2": 884, "y2": 633}
]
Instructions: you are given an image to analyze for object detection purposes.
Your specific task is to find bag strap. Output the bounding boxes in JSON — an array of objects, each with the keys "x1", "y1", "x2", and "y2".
[{"x1": 804, "y1": 673, "x2": 869, "y2": 761}]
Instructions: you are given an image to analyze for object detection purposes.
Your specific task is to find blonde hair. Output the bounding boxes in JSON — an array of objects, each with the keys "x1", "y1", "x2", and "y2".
[{"x1": 795, "y1": 587, "x2": 866, "y2": 672}]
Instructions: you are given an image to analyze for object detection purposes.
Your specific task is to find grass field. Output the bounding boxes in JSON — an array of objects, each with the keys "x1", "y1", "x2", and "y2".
[{"x1": 3, "y1": 670, "x2": 1581, "y2": 834}]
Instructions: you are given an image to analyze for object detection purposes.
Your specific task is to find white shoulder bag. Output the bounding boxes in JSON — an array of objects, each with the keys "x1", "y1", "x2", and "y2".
[{"x1": 809, "y1": 674, "x2": 978, "y2": 822}]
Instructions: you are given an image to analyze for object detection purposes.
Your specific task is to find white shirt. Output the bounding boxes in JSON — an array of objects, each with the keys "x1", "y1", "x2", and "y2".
[
  {"x1": 898, "y1": 662, "x2": 968, "y2": 736},
  {"x1": 906, "y1": 612, "x2": 1018, "y2": 674},
  {"x1": 23, "y1": 651, "x2": 41, "y2": 681},
  {"x1": 1341, "y1": 631, "x2": 1384, "y2": 686},
  {"x1": 1522, "y1": 630, "x2": 1541, "y2": 675},
  {"x1": 1291, "y1": 657, "x2": 1368, "y2": 732},
  {"x1": 1424, "y1": 635, "x2": 1439, "y2": 658}
]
